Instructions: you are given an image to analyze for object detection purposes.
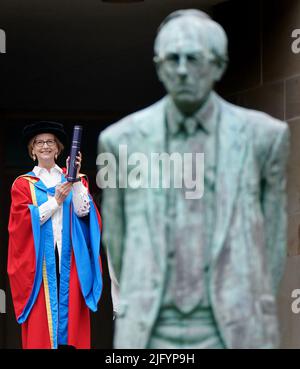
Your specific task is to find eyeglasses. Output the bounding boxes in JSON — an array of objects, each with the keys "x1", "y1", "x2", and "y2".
[
  {"x1": 34, "y1": 139, "x2": 56, "y2": 147},
  {"x1": 154, "y1": 51, "x2": 216, "y2": 70}
]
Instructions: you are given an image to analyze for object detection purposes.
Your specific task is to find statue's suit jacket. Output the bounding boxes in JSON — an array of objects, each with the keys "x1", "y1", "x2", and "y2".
[{"x1": 98, "y1": 93, "x2": 289, "y2": 349}]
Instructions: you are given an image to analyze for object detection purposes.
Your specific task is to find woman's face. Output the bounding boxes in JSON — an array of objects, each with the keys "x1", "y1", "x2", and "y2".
[{"x1": 32, "y1": 133, "x2": 58, "y2": 165}]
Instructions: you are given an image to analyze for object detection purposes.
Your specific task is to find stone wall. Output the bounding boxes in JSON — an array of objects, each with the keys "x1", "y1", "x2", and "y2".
[{"x1": 214, "y1": 0, "x2": 300, "y2": 348}]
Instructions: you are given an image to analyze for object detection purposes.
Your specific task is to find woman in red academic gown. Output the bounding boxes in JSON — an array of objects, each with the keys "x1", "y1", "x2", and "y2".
[{"x1": 7, "y1": 121, "x2": 102, "y2": 349}]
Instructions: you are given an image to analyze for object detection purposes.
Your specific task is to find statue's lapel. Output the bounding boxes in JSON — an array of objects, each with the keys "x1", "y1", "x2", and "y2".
[
  {"x1": 139, "y1": 98, "x2": 168, "y2": 272},
  {"x1": 211, "y1": 104, "x2": 247, "y2": 262}
]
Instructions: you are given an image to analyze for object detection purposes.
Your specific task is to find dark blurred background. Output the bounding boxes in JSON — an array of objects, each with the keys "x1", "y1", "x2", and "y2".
[{"x1": 1, "y1": 0, "x2": 300, "y2": 348}]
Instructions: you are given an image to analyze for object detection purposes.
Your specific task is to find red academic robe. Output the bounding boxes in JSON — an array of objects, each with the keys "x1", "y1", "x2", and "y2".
[{"x1": 7, "y1": 173, "x2": 102, "y2": 349}]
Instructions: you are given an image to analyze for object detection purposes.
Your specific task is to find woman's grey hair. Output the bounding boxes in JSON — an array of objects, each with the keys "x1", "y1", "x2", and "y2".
[{"x1": 154, "y1": 9, "x2": 228, "y2": 68}]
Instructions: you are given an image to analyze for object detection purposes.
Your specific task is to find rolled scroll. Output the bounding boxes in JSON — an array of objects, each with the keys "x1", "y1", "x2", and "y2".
[{"x1": 67, "y1": 125, "x2": 83, "y2": 182}]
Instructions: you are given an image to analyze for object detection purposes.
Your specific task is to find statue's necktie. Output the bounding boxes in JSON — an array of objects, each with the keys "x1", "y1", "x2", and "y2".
[
  {"x1": 184, "y1": 117, "x2": 199, "y2": 136},
  {"x1": 167, "y1": 122, "x2": 210, "y2": 313}
]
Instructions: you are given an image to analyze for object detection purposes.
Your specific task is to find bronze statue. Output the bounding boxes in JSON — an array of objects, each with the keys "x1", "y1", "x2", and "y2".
[{"x1": 98, "y1": 9, "x2": 289, "y2": 349}]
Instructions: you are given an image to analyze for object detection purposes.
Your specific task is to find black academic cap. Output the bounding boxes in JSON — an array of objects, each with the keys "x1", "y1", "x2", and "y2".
[{"x1": 22, "y1": 121, "x2": 68, "y2": 146}]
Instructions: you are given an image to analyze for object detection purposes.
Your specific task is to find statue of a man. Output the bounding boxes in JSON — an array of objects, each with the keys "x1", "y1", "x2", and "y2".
[{"x1": 98, "y1": 9, "x2": 289, "y2": 349}]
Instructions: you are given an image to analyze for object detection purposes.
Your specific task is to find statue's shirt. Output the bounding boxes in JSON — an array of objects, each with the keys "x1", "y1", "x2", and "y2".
[{"x1": 160, "y1": 92, "x2": 219, "y2": 315}]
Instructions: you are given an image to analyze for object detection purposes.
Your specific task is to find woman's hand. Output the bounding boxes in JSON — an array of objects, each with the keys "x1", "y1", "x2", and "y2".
[
  {"x1": 66, "y1": 151, "x2": 82, "y2": 179},
  {"x1": 55, "y1": 182, "x2": 72, "y2": 206}
]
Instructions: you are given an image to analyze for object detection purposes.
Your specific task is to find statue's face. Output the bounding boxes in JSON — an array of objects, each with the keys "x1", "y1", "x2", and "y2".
[{"x1": 156, "y1": 18, "x2": 223, "y2": 113}]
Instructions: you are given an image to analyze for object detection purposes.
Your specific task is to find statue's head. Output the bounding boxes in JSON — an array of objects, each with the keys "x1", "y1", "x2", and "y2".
[{"x1": 154, "y1": 9, "x2": 228, "y2": 114}]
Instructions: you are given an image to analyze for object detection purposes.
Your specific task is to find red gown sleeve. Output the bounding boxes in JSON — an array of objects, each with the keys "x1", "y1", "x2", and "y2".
[{"x1": 7, "y1": 177, "x2": 37, "y2": 321}]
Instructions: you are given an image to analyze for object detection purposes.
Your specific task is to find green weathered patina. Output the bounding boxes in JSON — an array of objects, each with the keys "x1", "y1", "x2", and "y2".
[{"x1": 98, "y1": 9, "x2": 289, "y2": 349}]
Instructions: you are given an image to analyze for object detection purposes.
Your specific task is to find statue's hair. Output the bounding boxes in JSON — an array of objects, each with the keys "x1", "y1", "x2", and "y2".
[
  {"x1": 154, "y1": 9, "x2": 228, "y2": 67},
  {"x1": 156, "y1": 9, "x2": 211, "y2": 33}
]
